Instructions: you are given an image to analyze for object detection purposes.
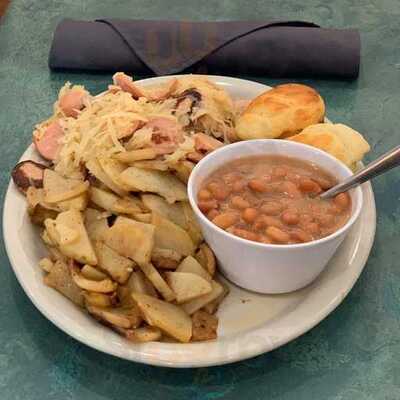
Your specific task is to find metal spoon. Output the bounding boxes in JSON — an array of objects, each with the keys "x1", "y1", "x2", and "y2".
[{"x1": 320, "y1": 145, "x2": 400, "y2": 199}]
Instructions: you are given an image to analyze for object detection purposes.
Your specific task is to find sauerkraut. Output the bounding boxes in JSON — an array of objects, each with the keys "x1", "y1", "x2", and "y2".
[{"x1": 34, "y1": 74, "x2": 236, "y2": 179}]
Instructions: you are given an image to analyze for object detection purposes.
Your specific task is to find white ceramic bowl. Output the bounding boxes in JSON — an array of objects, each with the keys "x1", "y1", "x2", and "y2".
[{"x1": 188, "y1": 139, "x2": 363, "y2": 294}]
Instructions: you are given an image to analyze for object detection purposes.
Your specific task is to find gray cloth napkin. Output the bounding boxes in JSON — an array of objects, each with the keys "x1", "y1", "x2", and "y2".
[{"x1": 49, "y1": 19, "x2": 360, "y2": 79}]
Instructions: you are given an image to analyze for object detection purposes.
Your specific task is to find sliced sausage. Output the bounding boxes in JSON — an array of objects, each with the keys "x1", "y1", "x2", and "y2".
[
  {"x1": 187, "y1": 151, "x2": 204, "y2": 163},
  {"x1": 146, "y1": 117, "x2": 184, "y2": 155},
  {"x1": 11, "y1": 160, "x2": 47, "y2": 194},
  {"x1": 33, "y1": 120, "x2": 64, "y2": 161},
  {"x1": 59, "y1": 89, "x2": 87, "y2": 118},
  {"x1": 112, "y1": 72, "x2": 145, "y2": 99}
]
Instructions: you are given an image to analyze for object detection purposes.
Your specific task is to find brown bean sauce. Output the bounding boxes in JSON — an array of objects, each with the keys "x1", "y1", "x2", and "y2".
[{"x1": 197, "y1": 155, "x2": 352, "y2": 245}]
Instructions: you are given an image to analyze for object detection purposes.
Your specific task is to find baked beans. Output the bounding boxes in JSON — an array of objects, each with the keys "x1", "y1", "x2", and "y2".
[{"x1": 197, "y1": 155, "x2": 352, "y2": 244}]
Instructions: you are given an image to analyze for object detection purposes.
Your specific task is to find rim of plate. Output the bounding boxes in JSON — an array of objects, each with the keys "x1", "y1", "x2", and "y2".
[{"x1": 3, "y1": 75, "x2": 376, "y2": 367}]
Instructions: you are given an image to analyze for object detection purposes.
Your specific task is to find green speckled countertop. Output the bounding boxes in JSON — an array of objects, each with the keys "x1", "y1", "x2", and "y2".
[{"x1": 1, "y1": 1, "x2": 399, "y2": 399}]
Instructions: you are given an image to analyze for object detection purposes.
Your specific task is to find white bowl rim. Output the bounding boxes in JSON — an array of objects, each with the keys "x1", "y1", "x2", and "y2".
[{"x1": 188, "y1": 139, "x2": 364, "y2": 250}]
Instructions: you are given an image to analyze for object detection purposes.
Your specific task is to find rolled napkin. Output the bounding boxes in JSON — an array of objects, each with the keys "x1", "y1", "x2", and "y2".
[{"x1": 49, "y1": 19, "x2": 361, "y2": 79}]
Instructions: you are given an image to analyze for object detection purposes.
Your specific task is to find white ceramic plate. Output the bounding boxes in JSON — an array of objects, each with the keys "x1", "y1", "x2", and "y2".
[{"x1": 3, "y1": 76, "x2": 376, "y2": 368}]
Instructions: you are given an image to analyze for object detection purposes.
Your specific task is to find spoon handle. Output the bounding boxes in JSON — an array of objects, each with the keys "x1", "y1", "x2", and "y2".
[{"x1": 320, "y1": 145, "x2": 400, "y2": 199}]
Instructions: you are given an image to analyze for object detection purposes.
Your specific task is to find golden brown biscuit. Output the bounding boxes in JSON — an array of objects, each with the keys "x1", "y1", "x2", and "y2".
[
  {"x1": 288, "y1": 123, "x2": 370, "y2": 169},
  {"x1": 235, "y1": 84, "x2": 325, "y2": 140}
]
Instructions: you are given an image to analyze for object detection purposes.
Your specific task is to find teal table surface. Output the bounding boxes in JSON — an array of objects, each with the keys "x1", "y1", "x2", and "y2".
[{"x1": 1, "y1": 1, "x2": 399, "y2": 399}]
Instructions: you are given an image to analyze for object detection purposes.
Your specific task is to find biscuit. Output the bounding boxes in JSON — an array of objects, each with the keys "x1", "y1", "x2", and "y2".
[
  {"x1": 236, "y1": 84, "x2": 325, "y2": 140},
  {"x1": 289, "y1": 123, "x2": 370, "y2": 169}
]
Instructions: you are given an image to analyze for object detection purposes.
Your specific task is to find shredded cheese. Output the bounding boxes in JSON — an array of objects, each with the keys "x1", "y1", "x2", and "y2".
[
  {"x1": 54, "y1": 90, "x2": 176, "y2": 177},
  {"x1": 50, "y1": 76, "x2": 235, "y2": 178}
]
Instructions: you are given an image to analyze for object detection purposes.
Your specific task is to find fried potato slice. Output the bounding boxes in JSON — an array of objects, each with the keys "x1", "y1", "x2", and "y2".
[
  {"x1": 132, "y1": 292, "x2": 192, "y2": 343},
  {"x1": 152, "y1": 248, "x2": 182, "y2": 260},
  {"x1": 45, "y1": 209, "x2": 98, "y2": 265},
  {"x1": 141, "y1": 194, "x2": 186, "y2": 228},
  {"x1": 39, "y1": 257, "x2": 54, "y2": 273},
  {"x1": 94, "y1": 241, "x2": 134, "y2": 284},
  {"x1": 152, "y1": 212, "x2": 195, "y2": 256},
  {"x1": 124, "y1": 326, "x2": 162, "y2": 342},
  {"x1": 28, "y1": 187, "x2": 88, "y2": 213},
  {"x1": 191, "y1": 310, "x2": 218, "y2": 341},
  {"x1": 176, "y1": 255, "x2": 212, "y2": 282},
  {"x1": 117, "y1": 270, "x2": 158, "y2": 307},
  {"x1": 83, "y1": 291, "x2": 115, "y2": 308},
  {"x1": 43, "y1": 218, "x2": 59, "y2": 243},
  {"x1": 87, "y1": 305, "x2": 142, "y2": 329},
  {"x1": 44, "y1": 260, "x2": 84, "y2": 306},
  {"x1": 111, "y1": 307, "x2": 142, "y2": 329},
  {"x1": 89, "y1": 187, "x2": 142, "y2": 215},
  {"x1": 42, "y1": 230, "x2": 55, "y2": 247},
  {"x1": 130, "y1": 213, "x2": 152, "y2": 223},
  {"x1": 81, "y1": 264, "x2": 109, "y2": 281},
  {"x1": 168, "y1": 160, "x2": 195, "y2": 184},
  {"x1": 202, "y1": 280, "x2": 229, "y2": 314},
  {"x1": 29, "y1": 204, "x2": 58, "y2": 226},
  {"x1": 86, "y1": 158, "x2": 128, "y2": 197},
  {"x1": 195, "y1": 243, "x2": 216, "y2": 277},
  {"x1": 89, "y1": 186, "x2": 122, "y2": 212},
  {"x1": 182, "y1": 202, "x2": 203, "y2": 246},
  {"x1": 70, "y1": 263, "x2": 117, "y2": 293},
  {"x1": 119, "y1": 166, "x2": 187, "y2": 203},
  {"x1": 27, "y1": 187, "x2": 58, "y2": 211},
  {"x1": 56, "y1": 192, "x2": 89, "y2": 211},
  {"x1": 181, "y1": 280, "x2": 223, "y2": 315},
  {"x1": 26, "y1": 186, "x2": 45, "y2": 208},
  {"x1": 151, "y1": 248, "x2": 182, "y2": 270},
  {"x1": 112, "y1": 197, "x2": 145, "y2": 215},
  {"x1": 132, "y1": 160, "x2": 169, "y2": 171},
  {"x1": 137, "y1": 262, "x2": 175, "y2": 302},
  {"x1": 45, "y1": 245, "x2": 68, "y2": 264},
  {"x1": 28, "y1": 187, "x2": 89, "y2": 225},
  {"x1": 114, "y1": 148, "x2": 158, "y2": 163},
  {"x1": 84, "y1": 208, "x2": 110, "y2": 242},
  {"x1": 103, "y1": 216, "x2": 154, "y2": 265},
  {"x1": 97, "y1": 158, "x2": 131, "y2": 192},
  {"x1": 128, "y1": 270, "x2": 158, "y2": 297},
  {"x1": 55, "y1": 222, "x2": 80, "y2": 245},
  {"x1": 164, "y1": 272, "x2": 212, "y2": 304},
  {"x1": 43, "y1": 169, "x2": 89, "y2": 203}
]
